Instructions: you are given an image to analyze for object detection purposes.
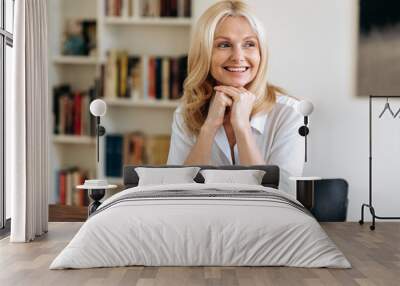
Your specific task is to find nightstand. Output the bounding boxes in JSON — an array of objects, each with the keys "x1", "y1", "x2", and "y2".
[
  {"x1": 289, "y1": 177, "x2": 322, "y2": 210},
  {"x1": 77, "y1": 180, "x2": 117, "y2": 216}
]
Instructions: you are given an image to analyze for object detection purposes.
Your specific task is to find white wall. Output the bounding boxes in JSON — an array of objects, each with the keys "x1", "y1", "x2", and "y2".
[{"x1": 194, "y1": 0, "x2": 397, "y2": 222}]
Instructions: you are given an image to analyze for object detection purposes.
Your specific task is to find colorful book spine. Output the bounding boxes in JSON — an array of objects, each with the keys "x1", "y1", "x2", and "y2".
[
  {"x1": 59, "y1": 171, "x2": 66, "y2": 205},
  {"x1": 162, "y1": 57, "x2": 170, "y2": 100},
  {"x1": 105, "y1": 134, "x2": 124, "y2": 177},
  {"x1": 155, "y1": 57, "x2": 163, "y2": 99},
  {"x1": 56, "y1": 168, "x2": 90, "y2": 206},
  {"x1": 148, "y1": 57, "x2": 156, "y2": 99},
  {"x1": 102, "y1": 51, "x2": 188, "y2": 101},
  {"x1": 142, "y1": 55, "x2": 149, "y2": 100},
  {"x1": 52, "y1": 85, "x2": 98, "y2": 137},
  {"x1": 105, "y1": 132, "x2": 171, "y2": 172}
]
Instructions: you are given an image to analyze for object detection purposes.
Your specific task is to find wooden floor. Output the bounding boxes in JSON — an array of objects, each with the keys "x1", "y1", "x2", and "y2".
[{"x1": 0, "y1": 222, "x2": 399, "y2": 286}]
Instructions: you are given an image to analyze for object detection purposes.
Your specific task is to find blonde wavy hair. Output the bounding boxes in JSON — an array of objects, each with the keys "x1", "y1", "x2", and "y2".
[{"x1": 182, "y1": 0, "x2": 285, "y2": 136}]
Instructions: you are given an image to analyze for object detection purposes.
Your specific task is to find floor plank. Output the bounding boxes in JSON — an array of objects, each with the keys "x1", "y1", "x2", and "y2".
[{"x1": 0, "y1": 222, "x2": 399, "y2": 286}]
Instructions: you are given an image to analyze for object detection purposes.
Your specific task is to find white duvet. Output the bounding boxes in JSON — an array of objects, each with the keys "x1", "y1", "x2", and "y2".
[{"x1": 50, "y1": 183, "x2": 351, "y2": 269}]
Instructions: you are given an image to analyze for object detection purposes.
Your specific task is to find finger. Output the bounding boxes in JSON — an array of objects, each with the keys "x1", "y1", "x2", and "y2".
[
  {"x1": 225, "y1": 97, "x2": 233, "y2": 106},
  {"x1": 213, "y1": 92, "x2": 232, "y2": 110},
  {"x1": 214, "y1": 85, "x2": 242, "y2": 95},
  {"x1": 219, "y1": 94, "x2": 233, "y2": 107},
  {"x1": 214, "y1": 86, "x2": 241, "y2": 101},
  {"x1": 215, "y1": 90, "x2": 234, "y2": 104},
  {"x1": 236, "y1": 86, "x2": 256, "y2": 102}
]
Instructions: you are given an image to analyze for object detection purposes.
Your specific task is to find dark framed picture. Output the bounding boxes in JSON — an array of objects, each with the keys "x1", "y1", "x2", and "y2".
[{"x1": 358, "y1": 0, "x2": 400, "y2": 96}]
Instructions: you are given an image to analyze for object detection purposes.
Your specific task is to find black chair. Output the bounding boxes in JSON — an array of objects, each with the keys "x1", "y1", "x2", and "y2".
[{"x1": 311, "y1": 179, "x2": 348, "y2": 222}]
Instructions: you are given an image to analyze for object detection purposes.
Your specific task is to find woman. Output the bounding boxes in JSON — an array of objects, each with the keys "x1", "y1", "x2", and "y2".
[{"x1": 167, "y1": 0, "x2": 304, "y2": 193}]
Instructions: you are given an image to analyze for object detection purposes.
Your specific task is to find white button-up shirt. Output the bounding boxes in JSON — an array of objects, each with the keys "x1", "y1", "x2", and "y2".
[{"x1": 167, "y1": 95, "x2": 305, "y2": 194}]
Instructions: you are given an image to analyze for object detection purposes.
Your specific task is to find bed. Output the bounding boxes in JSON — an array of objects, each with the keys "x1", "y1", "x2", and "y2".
[{"x1": 50, "y1": 165, "x2": 351, "y2": 269}]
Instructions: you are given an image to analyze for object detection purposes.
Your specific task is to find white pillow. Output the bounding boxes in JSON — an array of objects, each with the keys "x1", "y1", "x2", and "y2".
[
  {"x1": 135, "y1": 167, "x2": 201, "y2": 186},
  {"x1": 200, "y1": 169, "x2": 266, "y2": 185}
]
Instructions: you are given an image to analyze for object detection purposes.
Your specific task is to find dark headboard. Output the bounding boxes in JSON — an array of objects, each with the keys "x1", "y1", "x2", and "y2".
[{"x1": 123, "y1": 165, "x2": 280, "y2": 189}]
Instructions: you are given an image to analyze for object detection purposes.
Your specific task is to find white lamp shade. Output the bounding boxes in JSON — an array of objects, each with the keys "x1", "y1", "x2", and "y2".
[
  {"x1": 90, "y1": 99, "x2": 107, "y2": 117},
  {"x1": 297, "y1": 100, "x2": 314, "y2": 116}
]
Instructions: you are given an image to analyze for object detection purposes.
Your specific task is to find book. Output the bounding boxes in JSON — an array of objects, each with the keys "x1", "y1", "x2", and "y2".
[
  {"x1": 105, "y1": 50, "x2": 118, "y2": 99},
  {"x1": 169, "y1": 57, "x2": 180, "y2": 99},
  {"x1": 53, "y1": 85, "x2": 97, "y2": 137},
  {"x1": 119, "y1": 51, "x2": 129, "y2": 98},
  {"x1": 105, "y1": 132, "x2": 171, "y2": 173},
  {"x1": 105, "y1": 134, "x2": 124, "y2": 177},
  {"x1": 178, "y1": 0, "x2": 184, "y2": 17},
  {"x1": 148, "y1": 57, "x2": 156, "y2": 99},
  {"x1": 59, "y1": 171, "x2": 66, "y2": 205},
  {"x1": 155, "y1": 57, "x2": 163, "y2": 99},
  {"x1": 142, "y1": 55, "x2": 149, "y2": 100},
  {"x1": 123, "y1": 132, "x2": 145, "y2": 165},
  {"x1": 162, "y1": 57, "x2": 170, "y2": 100},
  {"x1": 144, "y1": 134, "x2": 171, "y2": 165},
  {"x1": 121, "y1": 0, "x2": 129, "y2": 17},
  {"x1": 128, "y1": 56, "x2": 142, "y2": 100},
  {"x1": 170, "y1": 0, "x2": 178, "y2": 17},
  {"x1": 73, "y1": 92, "x2": 82, "y2": 135},
  {"x1": 56, "y1": 168, "x2": 90, "y2": 206},
  {"x1": 184, "y1": 0, "x2": 191, "y2": 17},
  {"x1": 178, "y1": 55, "x2": 188, "y2": 97},
  {"x1": 103, "y1": 51, "x2": 188, "y2": 101},
  {"x1": 111, "y1": 0, "x2": 190, "y2": 18},
  {"x1": 53, "y1": 84, "x2": 71, "y2": 134}
]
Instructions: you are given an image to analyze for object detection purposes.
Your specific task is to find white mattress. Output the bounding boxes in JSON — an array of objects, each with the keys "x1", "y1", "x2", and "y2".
[{"x1": 50, "y1": 183, "x2": 351, "y2": 269}]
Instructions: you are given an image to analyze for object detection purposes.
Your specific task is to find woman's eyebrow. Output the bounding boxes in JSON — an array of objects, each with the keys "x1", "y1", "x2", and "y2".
[
  {"x1": 214, "y1": 35, "x2": 257, "y2": 41},
  {"x1": 214, "y1": 36, "x2": 231, "y2": 41},
  {"x1": 244, "y1": 35, "x2": 257, "y2": 40}
]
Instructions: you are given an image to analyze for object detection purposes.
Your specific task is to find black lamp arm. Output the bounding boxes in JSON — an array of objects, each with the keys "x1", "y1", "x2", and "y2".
[
  {"x1": 298, "y1": 116, "x2": 310, "y2": 163},
  {"x1": 96, "y1": 117, "x2": 106, "y2": 163}
]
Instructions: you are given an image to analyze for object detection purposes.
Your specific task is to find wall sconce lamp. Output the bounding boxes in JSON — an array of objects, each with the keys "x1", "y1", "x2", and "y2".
[
  {"x1": 297, "y1": 100, "x2": 314, "y2": 163},
  {"x1": 89, "y1": 99, "x2": 107, "y2": 163}
]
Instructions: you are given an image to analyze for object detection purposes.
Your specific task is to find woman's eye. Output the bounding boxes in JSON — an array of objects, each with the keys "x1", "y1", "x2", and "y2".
[
  {"x1": 217, "y1": 42, "x2": 231, "y2": 48},
  {"x1": 244, "y1": 41, "x2": 256, "y2": 47}
]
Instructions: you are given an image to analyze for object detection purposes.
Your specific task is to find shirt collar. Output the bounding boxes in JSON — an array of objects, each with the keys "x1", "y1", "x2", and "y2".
[
  {"x1": 250, "y1": 112, "x2": 268, "y2": 134},
  {"x1": 213, "y1": 112, "x2": 268, "y2": 164}
]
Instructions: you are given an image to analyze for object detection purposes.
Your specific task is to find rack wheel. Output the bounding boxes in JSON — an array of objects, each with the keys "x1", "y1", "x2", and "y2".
[
  {"x1": 370, "y1": 225, "x2": 375, "y2": 231},
  {"x1": 359, "y1": 220, "x2": 364, "y2": 225}
]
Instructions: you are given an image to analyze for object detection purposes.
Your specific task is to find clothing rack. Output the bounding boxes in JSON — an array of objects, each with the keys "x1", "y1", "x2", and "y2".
[{"x1": 359, "y1": 95, "x2": 400, "y2": 230}]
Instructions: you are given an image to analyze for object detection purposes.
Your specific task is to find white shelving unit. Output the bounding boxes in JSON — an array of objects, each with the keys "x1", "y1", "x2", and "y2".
[
  {"x1": 48, "y1": 0, "x2": 192, "y2": 206},
  {"x1": 104, "y1": 16, "x2": 192, "y2": 26},
  {"x1": 53, "y1": 55, "x2": 98, "y2": 65},
  {"x1": 53, "y1": 135, "x2": 96, "y2": 145},
  {"x1": 103, "y1": 98, "x2": 181, "y2": 109}
]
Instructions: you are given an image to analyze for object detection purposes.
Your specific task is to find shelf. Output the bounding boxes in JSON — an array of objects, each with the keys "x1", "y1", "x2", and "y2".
[
  {"x1": 104, "y1": 17, "x2": 192, "y2": 26},
  {"x1": 53, "y1": 135, "x2": 96, "y2": 145},
  {"x1": 53, "y1": 55, "x2": 98, "y2": 65},
  {"x1": 104, "y1": 98, "x2": 181, "y2": 109},
  {"x1": 106, "y1": 177, "x2": 124, "y2": 185}
]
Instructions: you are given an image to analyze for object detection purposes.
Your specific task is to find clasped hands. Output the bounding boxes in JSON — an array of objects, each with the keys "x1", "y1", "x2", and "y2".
[{"x1": 204, "y1": 85, "x2": 256, "y2": 133}]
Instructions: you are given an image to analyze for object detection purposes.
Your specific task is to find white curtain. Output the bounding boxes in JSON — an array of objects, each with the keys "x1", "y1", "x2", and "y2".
[{"x1": 8, "y1": 0, "x2": 49, "y2": 242}]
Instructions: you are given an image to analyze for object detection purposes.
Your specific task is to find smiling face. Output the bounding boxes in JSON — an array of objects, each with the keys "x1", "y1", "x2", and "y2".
[{"x1": 210, "y1": 16, "x2": 261, "y2": 88}]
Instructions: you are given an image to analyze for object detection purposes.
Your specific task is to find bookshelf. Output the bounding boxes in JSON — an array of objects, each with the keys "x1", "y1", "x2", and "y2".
[
  {"x1": 53, "y1": 55, "x2": 98, "y2": 65},
  {"x1": 53, "y1": 135, "x2": 96, "y2": 145},
  {"x1": 104, "y1": 98, "x2": 181, "y2": 108},
  {"x1": 48, "y1": 0, "x2": 192, "y2": 221},
  {"x1": 104, "y1": 16, "x2": 192, "y2": 26}
]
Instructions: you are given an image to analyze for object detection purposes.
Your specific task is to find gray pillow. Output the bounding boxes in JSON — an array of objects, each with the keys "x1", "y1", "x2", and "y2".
[
  {"x1": 135, "y1": 167, "x2": 201, "y2": 186},
  {"x1": 200, "y1": 169, "x2": 266, "y2": 185}
]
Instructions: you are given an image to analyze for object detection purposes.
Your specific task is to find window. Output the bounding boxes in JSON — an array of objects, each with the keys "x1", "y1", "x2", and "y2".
[{"x1": 1, "y1": 0, "x2": 14, "y2": 232}]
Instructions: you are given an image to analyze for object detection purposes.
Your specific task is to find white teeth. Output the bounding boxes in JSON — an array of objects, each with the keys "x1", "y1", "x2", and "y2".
[{"x1": 225, "y1": 67, "x2": 248, "y2": 72}]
